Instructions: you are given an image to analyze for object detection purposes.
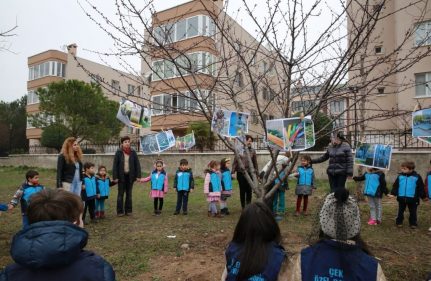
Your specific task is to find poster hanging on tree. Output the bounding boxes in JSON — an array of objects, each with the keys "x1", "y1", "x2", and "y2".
[
  {"x1": 175, "y1": 132, "x2": 196, "y2": 150},
  {"x1": 354, "y1": 143, "x2": 392, "y2": 170},
  {"x1": 116, "y1": 98, "x2": 151, "y2": 129},
  {"x1": 140, "y1": 130, "x2": 175, "y2": 155},
  {"x1": 266, "y1": 116, "x2": 315, "y2": 151},
  {"x1": 211, "y1": 108, "x2": 249, "y2": 137},
  {"x1": 412, "y1": 108, "x2": 431, "y2": 137}
]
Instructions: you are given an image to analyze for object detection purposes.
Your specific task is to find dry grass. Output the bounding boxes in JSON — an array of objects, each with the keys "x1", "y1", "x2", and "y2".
[{"x1": 0, "y1": 166, "x2": 430, "y2": 280}]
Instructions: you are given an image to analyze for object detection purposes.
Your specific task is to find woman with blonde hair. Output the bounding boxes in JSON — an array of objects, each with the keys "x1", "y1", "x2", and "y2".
[{"x1": 56, "y1": 137, "x2": 83, "y2": 196}]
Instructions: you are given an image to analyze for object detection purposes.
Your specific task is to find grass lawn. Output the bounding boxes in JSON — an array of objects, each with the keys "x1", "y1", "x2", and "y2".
[{"x1": 0, "y1": 166, "x2": 430, "y2": 280}]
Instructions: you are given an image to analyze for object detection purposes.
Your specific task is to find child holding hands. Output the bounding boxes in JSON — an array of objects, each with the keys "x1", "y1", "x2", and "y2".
[
  {"x1": 204, "y1": 160, "x2": 222, "y2": 217},
  {"x1": 140, "y1": 159, "x2": 168, "y2": 215}
]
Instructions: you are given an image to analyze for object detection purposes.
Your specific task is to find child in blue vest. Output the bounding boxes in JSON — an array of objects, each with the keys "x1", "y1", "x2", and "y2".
[
  {"x1": 95, "y1": 165, "x2": 117, "y2": 219},
  {"x1": 293, "y1": 155, "x2": 315, "y2": 216},
  {"x1": 204, "y1": 160, "x2": 222, "y2": 217},
  {"x1": 173, "y1": 159, "x2": 194, "y2": 215},
  {"x1": 82, "y1": 162, "x2": 100, "y2": 224},
  {"x1": 353, "y1": 167, "x2": 388, "y2": 225},
  {"x1": 272, "y1": 163, "x2": 289, "y2": 221},
  {"x1": 221, "y1": 201, "x2": 287, "y2": 280},
  {"x1": 287, "y1": 189, "x2": 387, "y2": 280},
  {"x1": 140, "y1": 159, "x2": 169, "y2": 215},
  {"x1": 220, "y1": 158, "x2": 233, "y2": 215},
  {"x1": 8, "y1": 170, "x2": 45, "y2": 228},
  {"x1": 390, "y1": 161, "x2": 426, "y2": 229}
]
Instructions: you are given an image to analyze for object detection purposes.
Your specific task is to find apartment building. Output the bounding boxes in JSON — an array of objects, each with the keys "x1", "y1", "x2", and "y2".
[
  {"x1": 141, "y1": 0, "x2": 283, "y2": 136},
  {"x1": 347, "y1": 1, "x2": 431, "y2": 131},
  {"x1": 26, "y1": 44, "x2": 146, "y2": 146}
]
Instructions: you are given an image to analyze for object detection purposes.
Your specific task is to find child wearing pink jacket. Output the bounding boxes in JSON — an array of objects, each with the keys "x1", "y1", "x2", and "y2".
[
  {"x1": 204, "y1": 160, "x2": 222, "y2": 217},
  {"x1": 139, "y1": 159, "x2": 168, "y2": 215}
]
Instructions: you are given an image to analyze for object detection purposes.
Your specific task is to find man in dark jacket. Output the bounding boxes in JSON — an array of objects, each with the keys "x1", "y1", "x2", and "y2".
[
  {"x1": 112, "y1": 136, "x2": 141, "y2": 216},
  {"x1": 0, "y1": 189, "x2": 115, "y2": 281},
  {"x1": 231, "y1": 135, "x2": 258, "y2": 209},
  {"x1": 311, "y1": 131, "x2": 353, "y2": 192}
]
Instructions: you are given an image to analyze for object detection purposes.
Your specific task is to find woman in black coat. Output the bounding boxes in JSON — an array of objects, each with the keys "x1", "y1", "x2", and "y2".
[
  {"x1": 311, "y1": 131, "x2": 353, "y2": 192},
  {"x1": 56, "y1": 137, "x2": 83, "y2": 196},
  {"x1": 112, "y1": 136, "x2": 141, "y2": 216}
]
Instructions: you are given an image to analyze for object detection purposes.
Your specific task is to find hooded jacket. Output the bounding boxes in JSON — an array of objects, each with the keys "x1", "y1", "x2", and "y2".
[
  {"x1": 311, "y1": 142, "x2": 353, "y2": 176},
  {"x1": 0, "y1": 221, "x2": 115, "y2": 281}
]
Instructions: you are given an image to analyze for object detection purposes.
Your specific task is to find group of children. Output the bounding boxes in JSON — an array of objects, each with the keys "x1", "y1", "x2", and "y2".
[{"x1": 1, "y1": 155, "x2": 431, "y2": 232}]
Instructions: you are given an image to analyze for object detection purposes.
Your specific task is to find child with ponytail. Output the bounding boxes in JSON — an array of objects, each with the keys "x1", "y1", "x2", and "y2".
[{"x1": 204, "y1": 160, "x2": 222, "y2": 217}]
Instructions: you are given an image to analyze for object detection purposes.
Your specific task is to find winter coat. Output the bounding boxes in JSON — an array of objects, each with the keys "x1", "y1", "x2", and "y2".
[
  {"x1": 353, "y1": 171, "x2": 388, "y2": 198},
  {"x1": 391, "y1": 171, "x2": 425, "y2": 203},
  {"x1": 112, "y1": 149, "x2": 141, "y2": 183},
  {"x1": 56, "y1": 153, "x2": 83, "y2": 188},
  {"x1": 174, "y1": 168, "x2": 195, "y2": 192},
  {"x1": 0, "y1": 221, "x2": 115, "y2": 281},
  {"x1": 311, "y1": 142, "x2": 353, "y2": 176}
]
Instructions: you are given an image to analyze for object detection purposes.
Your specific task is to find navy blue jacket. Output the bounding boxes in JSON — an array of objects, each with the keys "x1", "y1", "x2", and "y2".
[
  {"x1": 301, "y1": 240, "x2": 378, "y2": 281},
  {"x1": 173, "y1": 168, "x2": 194, "y2": 191},
  {"x1": 0, "y1": 221, "x2": 115, "y2": 281},
  {"x1": 391, "y1": 171, "x2": 425, "y2": 203}
]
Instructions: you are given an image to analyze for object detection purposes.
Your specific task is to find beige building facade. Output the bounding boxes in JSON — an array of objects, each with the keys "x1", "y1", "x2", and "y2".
[
  {"x1": 142, "y1": 0, "x2": 283, "y2": 136},
  {"x1": 348, "y1": 1, "x2": 431, "y2": 132},
  {"x1": 26, "y1": 44, "x2": 146, "y2": 146}
]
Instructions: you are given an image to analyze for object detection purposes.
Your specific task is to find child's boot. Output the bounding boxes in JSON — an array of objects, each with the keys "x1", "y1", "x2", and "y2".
[
  {"x1": 100, "y1": 211, "x2": 105, "y2": 219},
  {"x1": 95, "y1": 211, "x2": 100, "y2": 219},
  {"x1": 225, "y1": 208, "x2": 230, "y2": 215}
]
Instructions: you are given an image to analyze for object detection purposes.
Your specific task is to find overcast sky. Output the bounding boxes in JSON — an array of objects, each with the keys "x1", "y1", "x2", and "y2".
[{"x1": 0, "y1": 0, "x2": 339, "y2": 102}]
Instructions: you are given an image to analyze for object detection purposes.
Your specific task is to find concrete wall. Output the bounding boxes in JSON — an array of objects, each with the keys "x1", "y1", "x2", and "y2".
[{"x1": 1, "y1": 151, "x2": 430, "y2": 182}]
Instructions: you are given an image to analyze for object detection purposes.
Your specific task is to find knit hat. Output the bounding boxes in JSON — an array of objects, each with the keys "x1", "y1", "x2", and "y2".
[{"x1": 319, "y1": 190, "x2": 360, "y2": 240}]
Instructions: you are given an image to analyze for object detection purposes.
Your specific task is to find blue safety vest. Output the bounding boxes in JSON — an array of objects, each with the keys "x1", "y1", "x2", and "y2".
[
  {"x1": 297, "y1": 166, "x2": 314, "y2": 186},
  {"x1": 225, "y1": 242, "x2": 285, "y2": 281},
  {"x1": 97, "y1": 178, "x2": 110, "y2": 197},
  {"x1": 83, "y1": 176, "x2": 97, "y2": 198},
  {"x1": 398, "y1": 174, "x2": 418, "y2": 198},
  {"x1": 427, "y1": 172, "x2": 431, "y2": 199},
  {"x1": 221, "y1": 169, "x2": 232, "y2": 191},
  {"x1": 22, "y1": 184, "x2": 44, "y2": 204},
  {"x1": 300, "y1": 240, "x2": 378, "y2": 281},
  {"x1": 176, "y1": 170, "x2": 191, "y2": 191},
  {"x1": 209, "y1": 171, "x2": 221, "y2": 192},
  {"x1": 363, "y1": 173, "x2": 381, "y2": 197},
  {"x1": 151, "y1": 171, "x2": 166, "y2": 191}
]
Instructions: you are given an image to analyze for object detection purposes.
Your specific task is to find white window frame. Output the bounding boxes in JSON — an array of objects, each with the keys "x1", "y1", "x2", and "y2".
[
  {"x1": 415, "y1": 20, "x2": 431, "y2": 47},
  {"x1": 151, "y1": 94, "x2": 164, "y2": 116},
  {"x1": 415, "y1": 72, "x2": 431, "y2": 97}
]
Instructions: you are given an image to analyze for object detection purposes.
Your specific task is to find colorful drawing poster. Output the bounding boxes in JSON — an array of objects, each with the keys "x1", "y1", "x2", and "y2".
[
  {"x1": 354, "y1": 143, "x2": 392, "y2": 170},
  {"x1": 412, "y1": 108, "x2": 431, "y2": 137},
  {"x1": 116, "y1": 99, "x2": 151, "y2": 129},
  {"x1": 211, "y1": 108, "x2": 249, "y2": 137},
  {"x1": 140, "y1": 130, "x2": 176, "y2": 154},
  {"x1": 266, "y1": 116, "x2": 315, "y2": 151},
  {"x1": 175, "y1": 132, "x2": 196, "y2": 150},
  {"x1": 418, "y1": 137, "x2": 431, "y2": 145}
]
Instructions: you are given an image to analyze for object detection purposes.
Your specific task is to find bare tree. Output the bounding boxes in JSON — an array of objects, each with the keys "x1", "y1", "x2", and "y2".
[
  {"x1": 0, "y1": 21, "x2": 18, "y2": 53},
  {"x1": 75, "y1": 0, "x2": 431, "y2": 202}
]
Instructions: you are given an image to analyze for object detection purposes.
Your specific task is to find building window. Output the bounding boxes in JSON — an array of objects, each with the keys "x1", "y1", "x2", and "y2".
[
  {"x1": 187, "y1": 16, "x2": 199, "y2": 38},
  {"x1": 250, "y1": 110, "x2": 258, "y2": 124},
  {"x1": 151, "y1": 52, "x2": 217, "y2": 81},
  {"x1": 415, "y1": 72, "x2": 431, "y2": 97},
  {"x1": 415, "y1": 20, "x2": 431, "y2": 46},
  {"x1": 27, "y1": 90, "x2": 40, "y2": 105},
  {"x1": 26, "y1": 116, "x2": 35, "y2": 129},
  {"x1": 152, "y1": 95, "x2": 164, "y2": 115},
  {"x1": 330, "y1": 100, "x2": 345, "y2": 113},
  {"x1": 127, "y1": 84, "x2": 136, "y2": 95},
  {"x1": 28, "y1": 60, "x2": 65, "y2": 81},
  {"x1": 111, "y1": 80, "x2": 120, "y2": 93},
  {"x1": 234, "y1": 72, "x2": 244, "y2": 87},
  {"x1": 377, "y1": 87, "x2": 385, "y2": 95},
  {"x1": 375, "y1": 45, "x2": 383, "y2": 54},
  {"x1": 292, "y1": 100, "x2": 315, "y2": 112},
  {"x1": 175, "y1": 19, "x2": 187, "y2": 41},
  {"x1": 262, "y1": 87, "x2": 269, "y2": 100}
]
